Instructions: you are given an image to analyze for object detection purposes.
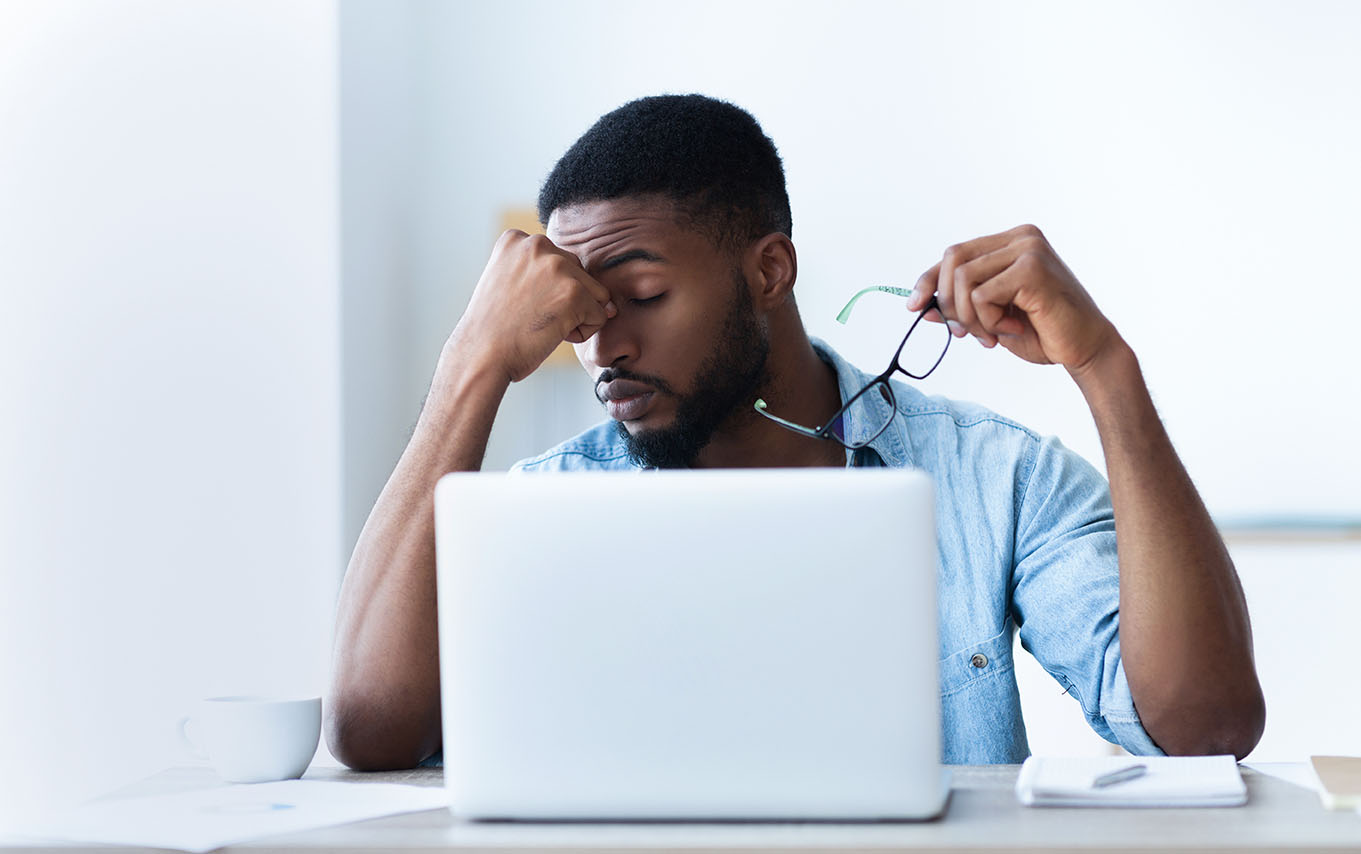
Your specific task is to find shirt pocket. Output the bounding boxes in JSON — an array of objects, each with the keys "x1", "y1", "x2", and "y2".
[{"x1": 939, "y1": 623, "x2": 1015, "y2": 697}]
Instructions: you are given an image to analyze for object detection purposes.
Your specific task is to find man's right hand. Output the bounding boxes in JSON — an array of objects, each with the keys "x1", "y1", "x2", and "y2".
[{"x1": 447, "y1": 229, "x2": 617, "y2": 384}]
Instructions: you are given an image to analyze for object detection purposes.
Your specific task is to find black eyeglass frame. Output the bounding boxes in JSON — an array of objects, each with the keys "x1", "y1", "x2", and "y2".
[{"x1": 753, "y1": 290, "x2": 950, "y2": 450}]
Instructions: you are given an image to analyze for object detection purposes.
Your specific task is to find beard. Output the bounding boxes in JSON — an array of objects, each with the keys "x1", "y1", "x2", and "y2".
[{"x1": 608, "y1": 269, "x2": 771, "y2": 469}]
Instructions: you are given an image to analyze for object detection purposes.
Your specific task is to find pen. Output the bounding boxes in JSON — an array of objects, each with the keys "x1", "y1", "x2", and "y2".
[{"x1": 1092, "y1": 763, "x2": 1148, "y2": 788}]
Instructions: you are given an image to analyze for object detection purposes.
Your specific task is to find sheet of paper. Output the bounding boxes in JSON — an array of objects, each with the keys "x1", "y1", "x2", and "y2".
[{"x1": 11, "y1": 779, "x2": 448, "y2": 853}]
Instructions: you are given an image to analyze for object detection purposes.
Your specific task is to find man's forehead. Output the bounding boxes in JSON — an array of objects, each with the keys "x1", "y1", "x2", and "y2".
[{"x1": 546, "y1": 197, "x2": 688, "y2": 255}]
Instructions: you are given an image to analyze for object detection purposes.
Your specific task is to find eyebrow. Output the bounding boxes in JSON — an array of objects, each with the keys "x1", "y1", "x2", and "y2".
[{"x1": 597, "y1": 248, "x2": 665, "y2": 272}]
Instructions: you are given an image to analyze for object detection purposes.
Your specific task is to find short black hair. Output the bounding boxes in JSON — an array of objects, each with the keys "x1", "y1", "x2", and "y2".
[{"x1": 537, "y1": 94, "x2": 792, "y2": 252}]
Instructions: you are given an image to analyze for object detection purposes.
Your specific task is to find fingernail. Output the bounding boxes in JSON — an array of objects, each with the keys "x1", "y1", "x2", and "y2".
[
  {"x1": 605, "y1": 300, "x2": 617, "y2": 316},
  {"x1": 947, "y1": 320, "x2": 965, "y2": 336}
]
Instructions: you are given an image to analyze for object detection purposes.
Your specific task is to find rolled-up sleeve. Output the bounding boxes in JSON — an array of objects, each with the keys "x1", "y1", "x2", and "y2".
[{"x1": 1009, "y1": 435, "x2": 1164, "y2": 757}]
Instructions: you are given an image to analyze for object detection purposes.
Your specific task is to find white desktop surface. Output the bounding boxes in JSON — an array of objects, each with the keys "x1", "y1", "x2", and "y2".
[{"x1": 5, "y1": 762, "x2": 1361, "y2": 853}]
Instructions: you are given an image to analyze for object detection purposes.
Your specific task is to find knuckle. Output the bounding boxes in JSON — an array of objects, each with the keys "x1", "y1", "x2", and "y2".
[
  {"x1": 1016, "y1": 249, "x2": 1044, "y2": 271},
  {"x1": 496, "y1": 228, "x2": 528, "y2": 250},
  {"x1": 1016, "y1": 223, "x2": 1044, "y2": 239},
  {"x1": 524, "y1": 232, "x2": 555, "y2": 253},
  {"x1": 953, "y1": 261, "x2": 975, "y2": 286},
  {"x1": 942, "y1": 244, "x2": 964, "y2": 265}
]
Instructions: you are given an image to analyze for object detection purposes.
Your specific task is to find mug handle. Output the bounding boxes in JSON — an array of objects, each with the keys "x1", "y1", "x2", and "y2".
[{"x1": 177, "y1": 716, "x2": 208, "y2": 761}]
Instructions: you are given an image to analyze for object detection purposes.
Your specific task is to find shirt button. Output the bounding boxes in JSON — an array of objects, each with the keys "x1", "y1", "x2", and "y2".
[{"x1": 971, "y1": 653, "x2": 989, "y2": 668}]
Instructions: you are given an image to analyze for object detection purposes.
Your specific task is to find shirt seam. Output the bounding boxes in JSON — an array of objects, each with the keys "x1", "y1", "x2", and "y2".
[
  {"x1": 516, "y1": 447, "x2": 631, "y2": 469},
  {"x1": 939, "y1": 621, "x2": 1013, "y2": 663},
  {"x1": 1012, "y1": 432, "x2": 1042, "y2": 556},
  {"x1": 893, "y1": 406, "x2": 1042, "y2": 439},
  {"x1": 939, "y1": 661, "x2": 1016, "y2": 698},
  {"x1": 1045, "y1": 668, "x2": 1098, "y2": 720}
]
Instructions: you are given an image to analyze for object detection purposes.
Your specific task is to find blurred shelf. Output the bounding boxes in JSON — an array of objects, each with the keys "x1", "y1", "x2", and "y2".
[{"x1": 1218, "y1": 516, "x2": 1361, "y2": 544}]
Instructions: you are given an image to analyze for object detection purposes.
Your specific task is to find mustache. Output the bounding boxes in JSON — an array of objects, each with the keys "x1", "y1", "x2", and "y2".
[{"x1": 594, "y1": 367, "x2": 677, "y2": 403}]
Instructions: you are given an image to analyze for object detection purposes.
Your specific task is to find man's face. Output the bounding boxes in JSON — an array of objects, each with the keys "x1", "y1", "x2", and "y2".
[{"x1": 546, "y1": 196, "x2": 769, "y2": 468}]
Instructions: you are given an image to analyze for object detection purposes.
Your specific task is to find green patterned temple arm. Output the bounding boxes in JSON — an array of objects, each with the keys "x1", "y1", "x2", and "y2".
[{"x1": 835, "y1": 286, "x2": 916, "y2": 324}]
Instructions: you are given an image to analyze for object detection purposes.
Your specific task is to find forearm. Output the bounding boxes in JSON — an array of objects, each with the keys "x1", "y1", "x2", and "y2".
[
  {"x1": 326, "y1": 348, "x2": 509, "y2": 770},
  {"x1": 1071, "y1": 339, "x2": 1264, "y2": 758}
]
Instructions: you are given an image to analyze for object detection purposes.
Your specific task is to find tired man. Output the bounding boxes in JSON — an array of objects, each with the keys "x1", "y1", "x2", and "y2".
[{"x1": 327, "y1": 94, "x2": 1265, "y2": 770}]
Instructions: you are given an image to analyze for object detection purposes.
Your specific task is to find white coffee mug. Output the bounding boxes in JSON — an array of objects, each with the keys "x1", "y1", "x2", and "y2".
[{"x1": 179, "y1": 696, "x2": 321, "y2": 783}]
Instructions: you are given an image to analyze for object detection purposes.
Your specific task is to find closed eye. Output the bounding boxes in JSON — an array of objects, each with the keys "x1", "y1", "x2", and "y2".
[{"x1": 632, "y1": 293, "x2": 665, "y2": 307}]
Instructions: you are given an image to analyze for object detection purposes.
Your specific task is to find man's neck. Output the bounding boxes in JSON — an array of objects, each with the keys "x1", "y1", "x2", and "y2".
[{"x1": 694, "y1": 335, "x2": 845, "y2": 469}]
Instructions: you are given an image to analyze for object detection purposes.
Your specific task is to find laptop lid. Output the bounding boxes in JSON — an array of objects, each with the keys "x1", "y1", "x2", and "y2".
[{"x1": 434, "y1": 467, "x2": 944, "y2": 820}]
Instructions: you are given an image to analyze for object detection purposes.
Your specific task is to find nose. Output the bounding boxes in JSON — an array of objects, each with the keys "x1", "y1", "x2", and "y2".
[{"x1": 577, "y1": 310, "x2": 639, "y2": 371}]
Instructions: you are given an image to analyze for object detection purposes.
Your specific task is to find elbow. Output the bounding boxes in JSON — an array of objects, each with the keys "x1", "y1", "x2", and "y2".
[
  {"x1": 1220, "y1": 689, "x2": 1267, "y2": 760},
  {"x1": 1143, "y1": 685, "x2": 1267, "y2": 761},
  {"x1": 324, "y1": 684, "x2": 441, "y2": 772}
]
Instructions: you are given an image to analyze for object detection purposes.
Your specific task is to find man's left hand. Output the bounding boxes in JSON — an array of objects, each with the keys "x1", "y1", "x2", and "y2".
[{"x1": 905, "y1": 224, "x2": 1121, "y2": 376}]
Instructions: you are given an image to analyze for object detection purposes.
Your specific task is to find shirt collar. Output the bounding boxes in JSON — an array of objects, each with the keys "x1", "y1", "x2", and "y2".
[{"x1": 809, "y1": 338, "x2": 912, "y2": 469}]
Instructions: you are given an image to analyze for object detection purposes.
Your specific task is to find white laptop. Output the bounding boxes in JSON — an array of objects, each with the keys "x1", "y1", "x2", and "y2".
[{"x1": 433, "y1": 467, "x2": 948, "y2": 821}]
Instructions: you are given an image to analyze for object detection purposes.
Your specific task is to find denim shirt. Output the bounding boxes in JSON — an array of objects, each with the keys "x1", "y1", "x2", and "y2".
[{"x1": 492, "y1": 339, "x2": 1165, "y2": 765}]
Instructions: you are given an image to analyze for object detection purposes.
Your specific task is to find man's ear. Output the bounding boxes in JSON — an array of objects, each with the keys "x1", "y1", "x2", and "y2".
[{"x1": 745, "y1": 233, "x2": 797, "y2": 311}]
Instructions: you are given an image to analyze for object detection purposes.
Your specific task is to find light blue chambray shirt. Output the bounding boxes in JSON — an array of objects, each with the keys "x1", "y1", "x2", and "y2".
[{"x1": 423, "y1": 339, "x2": 1163, "y2": 767}]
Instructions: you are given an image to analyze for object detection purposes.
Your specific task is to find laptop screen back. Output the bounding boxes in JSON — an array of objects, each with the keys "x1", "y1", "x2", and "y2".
[{"x1": 434, "y1": 467, "x2": 943, "y2": 820}]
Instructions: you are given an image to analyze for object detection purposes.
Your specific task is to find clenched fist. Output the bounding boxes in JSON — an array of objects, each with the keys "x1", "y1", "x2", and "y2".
[{"x1": 446, "y1": 229, "x2": 617, "y2": 384}]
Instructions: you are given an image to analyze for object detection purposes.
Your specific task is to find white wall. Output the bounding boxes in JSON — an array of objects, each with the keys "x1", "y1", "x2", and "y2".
[
  {"x1": 408, "y1": 0, "x2": 1360, "y2": 519},
  {"x1": 340, "y1": 0, "x2": 422, "y2": 555},
  {"x1": 0, "y1": 0, "x2": 341, "y2": 823},
  {"x1": 1232, "y1": 539, "x2": 1361, "y2": 760}
]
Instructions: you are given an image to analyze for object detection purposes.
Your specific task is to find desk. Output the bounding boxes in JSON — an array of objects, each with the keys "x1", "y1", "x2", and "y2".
[{"x1": 8, "y1": 764, "x2": 1361, "y2": 853}]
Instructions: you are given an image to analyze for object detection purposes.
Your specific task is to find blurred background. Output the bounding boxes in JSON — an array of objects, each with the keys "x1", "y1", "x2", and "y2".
[{"x1": 2, "y1": 0, "x2": 1358, "y2": 825}]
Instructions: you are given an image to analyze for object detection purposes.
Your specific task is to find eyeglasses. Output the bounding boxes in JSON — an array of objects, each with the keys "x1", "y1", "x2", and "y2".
[{"x1": 753, "y1": 286, "x2": 950, "y2": 449}]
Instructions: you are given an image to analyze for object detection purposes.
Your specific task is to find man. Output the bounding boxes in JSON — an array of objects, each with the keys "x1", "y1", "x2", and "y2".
[{"x1": 326, "y1": 94, "x2": 1265, "y2": 770}]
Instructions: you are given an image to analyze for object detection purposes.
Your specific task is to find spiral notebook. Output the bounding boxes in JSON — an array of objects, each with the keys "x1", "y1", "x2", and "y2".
[{"x1": 1016, "y1": 755, "x2": 1247, "y2": 807}]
